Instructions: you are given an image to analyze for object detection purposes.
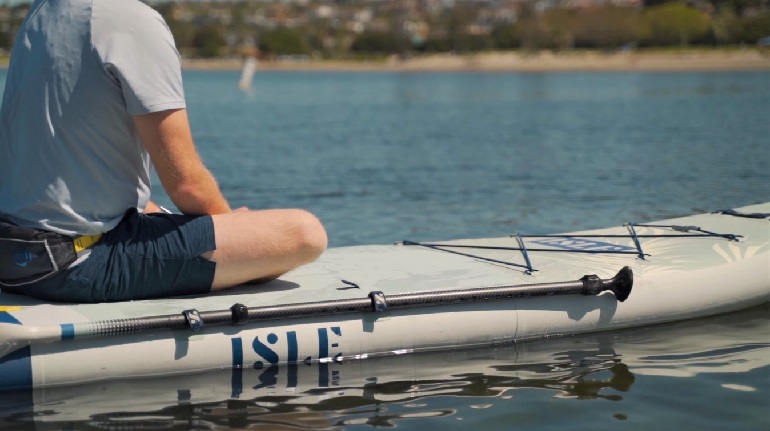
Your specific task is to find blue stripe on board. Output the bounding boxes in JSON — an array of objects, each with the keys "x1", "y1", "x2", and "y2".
[
  {"x1": 287, "y1": 331, "x2": 298, "y2": 363},
  {"x1": 0, "y1": 312, "x2": 33, "y2": 393},
  {"x1": 0, "y1": 311, "x2": 19, "y2": 324},
  {"x1": 231, "y1": 338, "x2": 243, "y2": 398},
  {"x1": 318, "y1": 328, "x2": 329, "y2": 359},
  {"x1": 60, "y1": 323, "x2": 75, "y2": 340},
  {"x1": 231, "y1": 337, "x2": 243, "y2": 368}
]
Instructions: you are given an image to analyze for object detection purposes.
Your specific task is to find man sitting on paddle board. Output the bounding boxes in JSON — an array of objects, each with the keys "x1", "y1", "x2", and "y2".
[{"x1": 0, "y1": 0, "x2": 327, "y2": 302}]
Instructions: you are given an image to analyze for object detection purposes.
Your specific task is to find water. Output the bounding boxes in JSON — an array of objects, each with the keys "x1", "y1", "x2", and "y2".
[
  {"x1": 1, "y1": 69, "x2": 769, "y2": 429},
  {"x1": 177, "y1": 70, "x2": 769, "y2": 246}
]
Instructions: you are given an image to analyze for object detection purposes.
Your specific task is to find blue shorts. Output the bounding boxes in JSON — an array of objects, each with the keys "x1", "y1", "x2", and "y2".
[{"x1": 4, "y1": 209, "x2": 216, "y2": 303}]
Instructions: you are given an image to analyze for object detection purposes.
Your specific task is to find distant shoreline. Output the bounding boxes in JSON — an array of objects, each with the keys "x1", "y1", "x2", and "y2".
[
  {"x1": 2, "y1": 50, "x2": 769, "y2": 72},
  {"x1": 183, "y1": 50, "x2": 770, "y2": 72}
]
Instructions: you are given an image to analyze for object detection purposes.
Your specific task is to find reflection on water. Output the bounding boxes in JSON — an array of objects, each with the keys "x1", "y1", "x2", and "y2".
[{"x1": 2, "y1": 304, "x2": 768, "y2": 430}]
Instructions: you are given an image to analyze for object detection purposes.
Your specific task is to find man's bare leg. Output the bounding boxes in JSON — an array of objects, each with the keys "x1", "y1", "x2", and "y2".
[{"x1": 202, "y1": 209, "x2": 327, "y2": 290}]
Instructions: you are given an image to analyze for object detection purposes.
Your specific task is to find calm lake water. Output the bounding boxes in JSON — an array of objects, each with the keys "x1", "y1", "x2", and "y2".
[{"x1": 1, "y1": 69, "x2": 769, "y2": 430}]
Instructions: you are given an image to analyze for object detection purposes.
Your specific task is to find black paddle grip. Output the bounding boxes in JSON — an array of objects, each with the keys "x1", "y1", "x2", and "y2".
[
  {"x1": 579, "y1": 266, "x2": 633, "y2": 302},
  {"x1": 608, "y1": 266, "x2": 633, "y2": 302}
]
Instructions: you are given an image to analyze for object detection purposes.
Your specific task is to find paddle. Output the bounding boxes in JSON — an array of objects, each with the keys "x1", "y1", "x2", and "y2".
[{"x1": 0, "y1": 267, "x2": 632, "y2": 358}]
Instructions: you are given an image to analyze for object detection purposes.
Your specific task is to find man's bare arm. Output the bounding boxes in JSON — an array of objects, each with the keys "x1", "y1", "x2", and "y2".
[{"x1": 132, "y1": 109, "x2": 231, "y2": 215}]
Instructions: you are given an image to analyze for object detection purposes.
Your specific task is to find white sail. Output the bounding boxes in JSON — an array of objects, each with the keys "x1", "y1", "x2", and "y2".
[{"x1": 238, "y1": 57, "x2": 258, "y2": 90}]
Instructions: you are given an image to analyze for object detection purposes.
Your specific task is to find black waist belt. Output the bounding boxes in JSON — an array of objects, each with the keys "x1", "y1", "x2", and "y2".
[{"x1": 0, "y1": 219, "x2": 102, "y2": 288}]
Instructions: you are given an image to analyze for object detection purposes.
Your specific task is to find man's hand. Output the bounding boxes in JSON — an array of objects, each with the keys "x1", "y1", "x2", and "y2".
[{"x1": 143, "y1": 200, "x2": 164, "y2": 214}]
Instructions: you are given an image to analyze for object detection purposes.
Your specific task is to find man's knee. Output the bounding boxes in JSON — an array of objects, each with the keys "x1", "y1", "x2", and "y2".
[
  {"x1": 207, "y1": 208, "x2": 327, "y2": 266},
  {"x1": 291, "y1": 209, "x2": 327, "y2": 262}
]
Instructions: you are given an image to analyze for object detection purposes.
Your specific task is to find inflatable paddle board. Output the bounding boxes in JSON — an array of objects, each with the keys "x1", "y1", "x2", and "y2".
[{"x1": 1, "y1": 202, "x2": 768, "y2": 391}]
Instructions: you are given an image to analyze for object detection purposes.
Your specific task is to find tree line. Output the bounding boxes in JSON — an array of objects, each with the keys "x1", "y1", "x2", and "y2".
[
  {"x1": 162, "y1": 1, "x2": 770, "y2": 58},
  {"x1": 1, "y1": 1, "x2": 769, "y2": 59}
]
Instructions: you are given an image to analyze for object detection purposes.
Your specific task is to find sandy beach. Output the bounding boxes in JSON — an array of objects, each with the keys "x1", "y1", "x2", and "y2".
[
  {"x1": 182, "y1": 49, "x2": 770, "y2": 72},
  {"x1": 2, "y1": 49, "x2": 768, "y2": 72}
]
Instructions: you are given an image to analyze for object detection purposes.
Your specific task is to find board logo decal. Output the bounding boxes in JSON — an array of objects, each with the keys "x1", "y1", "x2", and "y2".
[{"x1": 531, "y1": 238, "x2": 635, "y2": 253}]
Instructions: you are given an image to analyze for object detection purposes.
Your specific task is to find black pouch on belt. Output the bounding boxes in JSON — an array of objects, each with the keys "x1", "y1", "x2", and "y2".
[{"x1": 0, "y1": 220, "x2": 77, "y2": 288}]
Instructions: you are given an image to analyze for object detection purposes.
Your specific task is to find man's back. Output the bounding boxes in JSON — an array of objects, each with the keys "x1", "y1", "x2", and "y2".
[{"x1": 0, "y1": 0, "x2": 185, "y2": 236}]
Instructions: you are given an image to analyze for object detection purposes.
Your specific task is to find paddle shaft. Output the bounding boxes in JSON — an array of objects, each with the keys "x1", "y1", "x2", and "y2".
[{"x1": 0, "y1": 267, "x2": 632, "y2": 353}]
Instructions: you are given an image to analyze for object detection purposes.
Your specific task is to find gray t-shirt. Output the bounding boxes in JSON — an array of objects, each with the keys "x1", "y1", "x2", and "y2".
[{"x1": 0, "y1": 0, "x2": 185, "y2": 235}]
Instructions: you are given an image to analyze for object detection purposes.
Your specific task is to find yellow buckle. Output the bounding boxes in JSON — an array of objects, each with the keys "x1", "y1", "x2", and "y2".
[{"x1": 73, "y1": 234, "x2": 103, "y2": 253}]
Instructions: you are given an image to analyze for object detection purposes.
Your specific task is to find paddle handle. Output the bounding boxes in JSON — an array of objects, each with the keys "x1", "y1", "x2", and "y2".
[{"x1": 582, "y1": 266, "x2": 633, "y2": 302}]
